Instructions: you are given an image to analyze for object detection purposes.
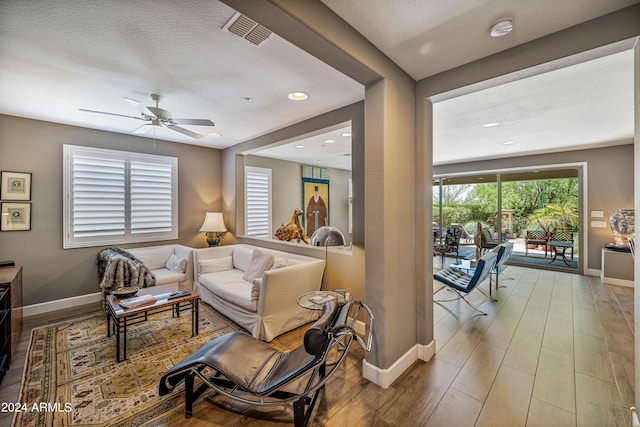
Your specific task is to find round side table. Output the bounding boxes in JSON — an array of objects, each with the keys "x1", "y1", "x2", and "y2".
[{"x1": 297, "y1": 290, "x2": 345, "y2": 310}]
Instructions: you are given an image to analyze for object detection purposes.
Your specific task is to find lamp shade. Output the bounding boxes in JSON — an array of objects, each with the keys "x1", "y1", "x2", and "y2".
[
  {"x1": 199, "y1": 212, "x2": 227, "y2": 232},
  {"x1": 310, "y1": 226, "x2": 345, "y2": 247}
]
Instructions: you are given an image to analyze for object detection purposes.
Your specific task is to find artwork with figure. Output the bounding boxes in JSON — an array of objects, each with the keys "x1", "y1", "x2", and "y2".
[{"x1": 303, "y1": 179, "x2": 329, "y2": 237}]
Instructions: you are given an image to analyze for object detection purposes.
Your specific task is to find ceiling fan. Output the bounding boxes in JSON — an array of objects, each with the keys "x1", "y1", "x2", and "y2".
[{"x1": 79, "y1": 94, "x2": 215, "y2": 139}]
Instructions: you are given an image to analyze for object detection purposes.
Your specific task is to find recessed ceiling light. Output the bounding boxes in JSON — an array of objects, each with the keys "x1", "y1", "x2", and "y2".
[
  {"x1": 342, "y1": 132, "x2": 351, "y2": 137},
  {"x1": 317, "y1": 160, "x2": 323, "y2": 163},
  {"x1": 241, "y1": 96, "x2": 253, "y2": 102},
  {"x1": 503, "y1": 140, "x2": 515, "y2": 145},
  {"x1": 295, "y1": 144, "x2": 305, "y2": 149},
  {"x1": 324, "y1": 139, "x2": 335, "y2": 144},
  {"x1": 208, "y1": 132, "x2": 222, "y2": 137},
  {"x1": 490, "y1": 18, "x2": 514, "y2": 37},
  {"x1": 483, "y1": 122, "x2": 499, "y2": 128},
  {"x1": 288, "y1": 91, "x2": 309, "y2": 101}
]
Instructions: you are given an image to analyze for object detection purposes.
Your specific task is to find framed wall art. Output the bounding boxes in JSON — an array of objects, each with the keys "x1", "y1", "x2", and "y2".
[
  {"x1": 1, "y1": 202, "x2": 31, "y2": 231},
  {"x1": 302, "y1": 177, "x2": 329, "y2": 237},
  {"x1": 1, "y1": 171, "x2": 32, "y2": 201}
]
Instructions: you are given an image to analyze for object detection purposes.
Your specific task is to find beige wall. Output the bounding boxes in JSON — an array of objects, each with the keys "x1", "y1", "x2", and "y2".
[
  {"x1": 223, "y1": 102, "x2": 366, "y2": 300},
  {"x1": 221, "y1": 0, "x2": 418, "y2": 371},
  {"x1": 244, "y1": 155, "x2": 352, "y2": 245},
  {"x1": 434, "y1": 144, "x2": 634, "y2": 270},
  {"x1": 0, "y1": 115, "x2": 222, "y2": 306}
]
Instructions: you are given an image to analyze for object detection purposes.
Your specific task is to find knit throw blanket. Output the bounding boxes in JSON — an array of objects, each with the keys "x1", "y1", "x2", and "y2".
[{"x1": 96, "y1": 247, "x2": 156, "y2": 295}]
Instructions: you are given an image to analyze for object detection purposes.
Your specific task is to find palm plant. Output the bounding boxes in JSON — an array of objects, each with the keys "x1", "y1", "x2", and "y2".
[{"x1": 527, "y1": 203, "x2": 578, "y2": 234}]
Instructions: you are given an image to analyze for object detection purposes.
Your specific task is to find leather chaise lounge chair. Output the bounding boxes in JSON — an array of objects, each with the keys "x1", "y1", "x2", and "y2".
[{"x1": 159, "y1": 300, "x2": 373, "y2": 426}]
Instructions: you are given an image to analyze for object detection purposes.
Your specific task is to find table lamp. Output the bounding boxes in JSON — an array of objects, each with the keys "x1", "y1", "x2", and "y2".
[
  {"x1": 310, "y1": 226, "x2": 345, "y2": 291},
  {"x1": 199, "y1": 212, "x2": 227, "y2": 247}
]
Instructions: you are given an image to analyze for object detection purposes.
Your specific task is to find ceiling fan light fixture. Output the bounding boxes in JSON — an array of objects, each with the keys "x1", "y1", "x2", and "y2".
[
  {"x1": 490, "y1": 18, "x2": 514, "y2": 37},
  {"x1": 288, "y1": 91, "x2": 309, "y2": 101}
]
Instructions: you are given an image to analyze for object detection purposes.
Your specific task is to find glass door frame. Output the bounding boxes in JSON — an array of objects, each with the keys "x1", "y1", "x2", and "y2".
[{"x1": 433, "y1": 162, "x2": 586, "y2": 274}]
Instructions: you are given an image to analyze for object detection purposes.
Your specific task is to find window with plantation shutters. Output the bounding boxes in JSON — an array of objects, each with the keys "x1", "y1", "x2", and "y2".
[
  {"x1": 245, "y1": 166, "x2": 271, "y2": 237},
  {"x1": 63, "y1": 145, "x2": 177, "y2": 248}
]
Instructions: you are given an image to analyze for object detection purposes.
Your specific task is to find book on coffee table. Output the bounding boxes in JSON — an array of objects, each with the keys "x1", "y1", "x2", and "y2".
[{"x1": 119, "y1": 294, "x2": 157, "y2": 309}]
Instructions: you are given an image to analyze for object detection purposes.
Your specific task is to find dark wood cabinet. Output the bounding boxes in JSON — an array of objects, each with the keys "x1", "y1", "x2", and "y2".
[{"x1": 0, "y1": 265, "x2": 22, "y2": 384}]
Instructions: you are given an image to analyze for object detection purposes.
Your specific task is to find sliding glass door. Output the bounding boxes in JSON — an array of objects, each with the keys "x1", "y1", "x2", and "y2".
[{"x1": 433, "y1": 167, "x2": 580, "y2": 271}]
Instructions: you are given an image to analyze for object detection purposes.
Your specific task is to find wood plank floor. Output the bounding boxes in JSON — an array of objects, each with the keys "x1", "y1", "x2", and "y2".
[{"x1": 0, "y1": 262, "x2": 634, "y2": 426}]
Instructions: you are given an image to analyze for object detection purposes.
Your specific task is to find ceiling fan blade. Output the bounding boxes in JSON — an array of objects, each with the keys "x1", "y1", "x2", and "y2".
[
  {"x1": 79, "y1": 108, "x2": 141, "y2": 120},
  {"x1": 165, "y1": 124, "x2": 204, "y2": 139},
  {"x1": 124, "y1": 98, "x2": 155, "y2": 117},
  {"x1": 172, "y1": 118, "x2": 215, "y2": 127},
  {"x1": 133, "y1": 124, "x2": 157, "y2": 134}
]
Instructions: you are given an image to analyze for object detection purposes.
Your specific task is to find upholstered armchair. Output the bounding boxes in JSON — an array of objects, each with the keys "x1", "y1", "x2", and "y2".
[{"x1": 434, "y1": 224, "x2": 463, "y2": 265}]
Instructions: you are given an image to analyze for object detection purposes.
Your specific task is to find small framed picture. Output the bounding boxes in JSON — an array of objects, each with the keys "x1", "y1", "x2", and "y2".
[
  {"x1": 1, "y1": 202, "x2": 31, "y2": 231},
  {"x1": 1, "y1": 171, "x2": 32, "y2": 201}
]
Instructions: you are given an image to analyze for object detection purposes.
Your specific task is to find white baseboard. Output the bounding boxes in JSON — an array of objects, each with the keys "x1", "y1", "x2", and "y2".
[
  {"x1": 23, "y1": 292, "x2": 102, "y2": 318},
  {"x1": 602, "y1": 277, "x2": 634, "y2": 288},
  {"x1": 418, "y1": 339, "x2": 436, "y2": 362},
  {"x1": 362, "y1": 339, "x2": 435, "y2": 389},
  {"x1": 586, "y1": 268, "x2": 634, "y2": 288},
  {"x1": 586, "y1": 268, "x2": 601, "y2": 277}
]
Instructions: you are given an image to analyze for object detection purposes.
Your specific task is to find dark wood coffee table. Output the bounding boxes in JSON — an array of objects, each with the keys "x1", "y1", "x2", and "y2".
[{"x1": 105, "y1": 284, "x2": 200, "y2": 362}]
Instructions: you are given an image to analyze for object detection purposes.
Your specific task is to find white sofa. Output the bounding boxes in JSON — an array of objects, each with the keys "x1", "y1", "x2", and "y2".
[
  {"x1": 128, "y1": 244, "x2": 194, "y2": 289},
  {"x1": 194, "y1": 244, "x2": 325, "y2": 341}
]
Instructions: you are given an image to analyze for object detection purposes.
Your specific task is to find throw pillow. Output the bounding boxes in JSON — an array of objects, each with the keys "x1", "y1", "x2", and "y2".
[
  {"x1": 270, "y1": 258, "x2": 289, "y2": 270},
  {"x1": 199, "y1": 256, "x2": 233, "y2": 274},
  {"x1": 242, "y1": 249, "x2": 275, "y2": 282},
  {"x1": 251, "y1": 278, "x2": 262, "y2": 301},
  {"x1": 165, "y1": 254, "x2": 187, "y2": 273}
]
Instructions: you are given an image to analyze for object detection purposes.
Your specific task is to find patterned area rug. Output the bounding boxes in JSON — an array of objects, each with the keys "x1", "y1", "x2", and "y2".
[{"x1": 13, "y1": 304, "x2": 259, "y2": 426}]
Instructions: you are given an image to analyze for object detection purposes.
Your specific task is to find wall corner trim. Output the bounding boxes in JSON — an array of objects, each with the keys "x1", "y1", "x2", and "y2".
[{"x1": 362, "y1": 340, "x2": 435, "y2": 388}]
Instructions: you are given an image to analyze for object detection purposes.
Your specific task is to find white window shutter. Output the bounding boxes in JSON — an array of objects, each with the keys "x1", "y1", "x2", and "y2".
[
  {"x1": 64, "y1": 145, "x2": 177, "y2": 248},
  {"x1": 131, "y1": 159, "x2": 173, "y2": 234},
  {"x1": 245, "y1": 166, "x2": 271, "y2": 237}
]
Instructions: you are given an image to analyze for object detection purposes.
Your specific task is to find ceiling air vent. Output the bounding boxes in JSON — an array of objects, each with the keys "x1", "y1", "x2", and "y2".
[{"x1": 223, "y1": 12, "x2": 272, "y2": 47}]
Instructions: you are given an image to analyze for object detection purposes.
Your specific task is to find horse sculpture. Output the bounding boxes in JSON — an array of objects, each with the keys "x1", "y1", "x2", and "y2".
[{"x1": 275, "y1": 208, "x2": 309, "y2": 244}]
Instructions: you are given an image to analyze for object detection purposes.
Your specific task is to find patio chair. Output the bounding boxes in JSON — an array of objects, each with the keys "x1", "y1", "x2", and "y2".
[
  {"x1": 525, "y1": 230, "x2": 549, "y2": 257},
  {"x1": 548, "y1": 230, "x2": 574, "y2": 260},
  {"x1": 434, "y1": 224, "x2": 463, "y2": 265},
  {"x1": 479, "y1": 226, "x2": 501, "y2": 252},
  {"x1": 434, "y1": 251, "x2": 498, "y2": 315},
  {"x1": 159, "y1": 300, "x2": 373, "y2": 427},
  {"x1": 492, "y1": 242, "x2": 514, "y2": 291}
]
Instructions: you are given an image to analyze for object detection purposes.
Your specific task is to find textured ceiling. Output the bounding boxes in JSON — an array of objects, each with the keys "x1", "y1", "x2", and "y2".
[
  {"x1": 321, "y1": 0, "x2": 639, "y2": 80},
  {"x1": 0, "y1": 0, "x2": 364, "y2": 148},
  {"x1": 0, "y1": 0, "x2": 637, "y2": 167},
  {"x1": 433, "y1": 48, "x2": 635, "y2": 165}
]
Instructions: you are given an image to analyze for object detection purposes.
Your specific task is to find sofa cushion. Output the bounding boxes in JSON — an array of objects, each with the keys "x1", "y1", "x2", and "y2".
[
  {"x1": 200, "y1": 270, "x2": 256, "y2": 312},
  {"x1": 199, "y1": 256, "x2": 233, "y2": 274},
  {"x1": 232, "y1": 246, "x2": 254, "y2": 272},
  {"x1": 166, "y1": 253, "x2": 187, "y2": 273},
  {"x1": 242, "y1": 249, "x2": 275, "y2": 282},
  {"x1": 153, "y1": 268, "x2": 185, "y2": 286},
  {"x1": 130, "y1": 246, "x2": 175, "y2": 270},
  {"x1": 270, "y1": 258, "x2": 289, "y2": 269},
  {"x1": 251, "y1": 278, "x2": 262, "y2": 301}
]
